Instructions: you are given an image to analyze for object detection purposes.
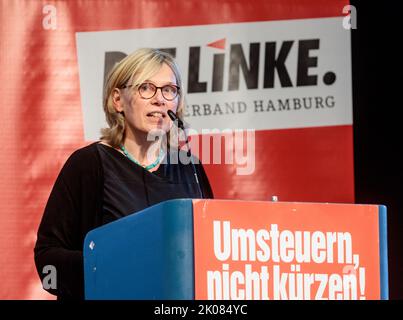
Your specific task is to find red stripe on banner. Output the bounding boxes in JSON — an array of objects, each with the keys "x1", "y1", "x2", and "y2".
[
  {"x1": 56, "y1": 0, "x2": 349, "y2": 33},
  {"x1": 201, "y1": 125, "x2": 354, "y2": 203}
]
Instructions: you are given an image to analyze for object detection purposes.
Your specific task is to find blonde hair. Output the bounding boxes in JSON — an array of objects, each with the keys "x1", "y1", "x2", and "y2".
[{"x1": 100, "y1": 48, "x2": 184, "y2": 147}]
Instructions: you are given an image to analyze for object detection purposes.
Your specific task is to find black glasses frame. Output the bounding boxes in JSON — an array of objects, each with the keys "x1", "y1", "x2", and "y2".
[{"x1": 121, "y1": 83, "x2": 180, "y2": 101}]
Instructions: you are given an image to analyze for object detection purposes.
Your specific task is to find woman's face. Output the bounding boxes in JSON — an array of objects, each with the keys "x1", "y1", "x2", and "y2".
[{"x1": 115, "y1": 63, "x2": 179, "y2": 136}]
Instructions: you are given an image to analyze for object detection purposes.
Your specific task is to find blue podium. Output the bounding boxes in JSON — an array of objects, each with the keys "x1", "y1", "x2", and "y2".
[{"x1": 83, "y1": 199, "x2": 194, "y2": 300}]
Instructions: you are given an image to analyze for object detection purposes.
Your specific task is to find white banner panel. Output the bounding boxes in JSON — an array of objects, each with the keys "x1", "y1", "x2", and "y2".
[{"x1": 76, "y1": 18, "x2": 352, "y2": 140}]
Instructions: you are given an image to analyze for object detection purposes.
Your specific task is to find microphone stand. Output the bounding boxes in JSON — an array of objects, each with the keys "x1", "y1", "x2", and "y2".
[{"x1": 167, "y1": 110, "x2": 204, "y2": 199}]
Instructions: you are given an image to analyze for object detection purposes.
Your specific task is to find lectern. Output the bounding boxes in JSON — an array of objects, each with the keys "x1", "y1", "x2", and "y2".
[{"x1": 84, "y1": 199, "x2": 388, "y2": 300}]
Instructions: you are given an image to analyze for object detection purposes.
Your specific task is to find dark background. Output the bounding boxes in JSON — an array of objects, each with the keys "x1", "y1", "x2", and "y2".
[{"x1": 351, "y1": 1, "x2": 403, "y2": 299}]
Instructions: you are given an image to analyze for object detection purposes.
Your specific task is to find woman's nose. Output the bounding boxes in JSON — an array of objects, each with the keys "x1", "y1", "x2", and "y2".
[{"x1": 152, "y1": 88, "x2": 166, "y2": 104}]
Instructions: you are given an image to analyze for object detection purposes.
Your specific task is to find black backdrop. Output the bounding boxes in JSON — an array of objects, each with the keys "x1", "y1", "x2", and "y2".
[{"x1": 351, "y1": 1, "x2": 403, "y2": 299}]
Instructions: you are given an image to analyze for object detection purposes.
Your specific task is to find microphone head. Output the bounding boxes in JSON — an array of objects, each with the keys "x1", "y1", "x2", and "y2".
[
  {"x1": 167, "y1": 110, "x2": 184, "y2": 128},
  {"x1": 167, "y1": 109, "x2": 177, "y2": 122}
]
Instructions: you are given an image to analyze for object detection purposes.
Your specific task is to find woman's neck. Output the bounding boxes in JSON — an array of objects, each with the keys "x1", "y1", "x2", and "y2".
[{"x1": 123, "y1": 130, "x2": 162, "y2": 166}]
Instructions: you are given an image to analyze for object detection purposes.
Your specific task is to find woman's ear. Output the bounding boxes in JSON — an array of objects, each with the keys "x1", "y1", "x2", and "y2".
[{"x1": 112, "y1": 88, "x2": 124, "y2": 113}]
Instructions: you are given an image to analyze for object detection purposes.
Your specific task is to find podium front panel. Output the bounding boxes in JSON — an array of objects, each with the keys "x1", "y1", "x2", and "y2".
[
  {"x1": 84, "y1": 199, "x2": 194, "y2": 299},
  {"x1": 193, "y1": 200, "x2": 388, "y2": 300}
]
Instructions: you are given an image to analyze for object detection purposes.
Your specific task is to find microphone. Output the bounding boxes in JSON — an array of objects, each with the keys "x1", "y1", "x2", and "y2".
[
  {"x1": 167, "y1": 110, "x2": 184, "y2": 129},
  {"x1": 167, "y1": 110, "x2": 204, "y2": 199}
]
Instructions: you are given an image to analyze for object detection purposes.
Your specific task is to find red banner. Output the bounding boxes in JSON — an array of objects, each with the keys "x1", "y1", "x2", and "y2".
[{"x1": 0, "y1": 0, "x2": 350, "y2": 299}]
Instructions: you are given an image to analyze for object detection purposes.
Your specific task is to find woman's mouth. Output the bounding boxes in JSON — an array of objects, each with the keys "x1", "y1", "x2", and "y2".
[{"x1": 146, "y1": 111, "x2": 166, "y2": 119}]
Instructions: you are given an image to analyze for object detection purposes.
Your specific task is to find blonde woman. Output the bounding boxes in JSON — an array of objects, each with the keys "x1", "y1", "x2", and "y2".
[{"x1": 34, "y1": 48, "x2": 213, "y2": 299}]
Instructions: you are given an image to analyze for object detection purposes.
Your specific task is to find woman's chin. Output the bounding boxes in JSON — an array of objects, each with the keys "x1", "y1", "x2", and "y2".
[{"x1": 145, "y1": 125, "x2": 169, "y2": 136}]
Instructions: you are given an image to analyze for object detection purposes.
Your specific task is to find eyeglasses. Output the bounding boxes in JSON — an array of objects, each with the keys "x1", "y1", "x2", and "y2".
[{"x1": 121, "y1": 82, "x2": 180, "y2": 101}]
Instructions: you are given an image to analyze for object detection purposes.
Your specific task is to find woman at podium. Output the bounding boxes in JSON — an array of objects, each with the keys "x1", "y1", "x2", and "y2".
[{"x1": 34, "y1": 48, "x2": 213, "y2": 299}]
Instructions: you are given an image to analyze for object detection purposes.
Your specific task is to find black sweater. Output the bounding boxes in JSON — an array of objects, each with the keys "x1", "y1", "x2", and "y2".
[{"x1": 34, "y1": 142, "x2": 213, "y2": 299}]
